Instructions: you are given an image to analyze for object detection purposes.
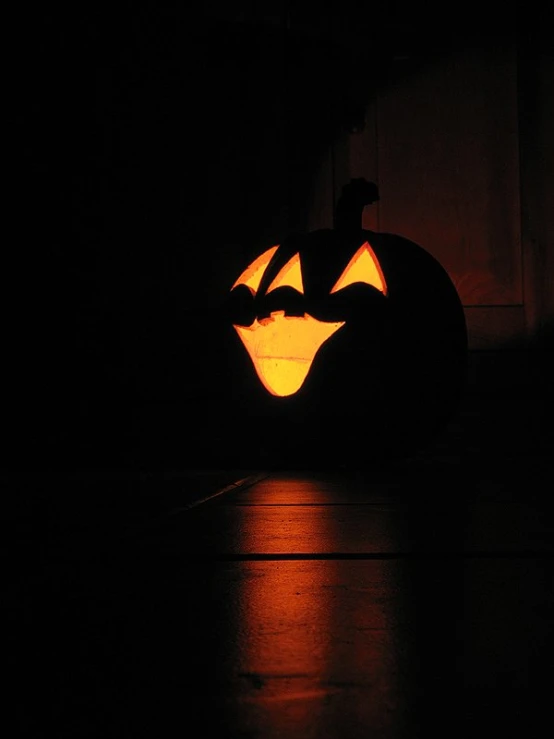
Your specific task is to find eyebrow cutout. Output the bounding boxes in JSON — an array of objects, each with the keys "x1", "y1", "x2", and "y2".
[
  {"x1": 330, "y1": 241, "x2": 387, "y2": 296},
  {"x1": 266, "y1": 252, "x2": 304, "y2": 294}
]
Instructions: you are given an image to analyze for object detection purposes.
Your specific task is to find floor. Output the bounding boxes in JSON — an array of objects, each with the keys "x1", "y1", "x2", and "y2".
[{"x1": 15, "y1": 351, "x2": 554, "y2": 738}]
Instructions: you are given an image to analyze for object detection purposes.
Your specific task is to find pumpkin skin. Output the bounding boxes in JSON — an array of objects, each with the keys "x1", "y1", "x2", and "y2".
[{"x1": 222, "y1": 218, "x2": 468, "y2": 469}]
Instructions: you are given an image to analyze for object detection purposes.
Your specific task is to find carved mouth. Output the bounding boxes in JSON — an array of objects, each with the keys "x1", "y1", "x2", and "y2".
[{"x1": 233, "y1": 310, "x2": 345, "y2": 397}]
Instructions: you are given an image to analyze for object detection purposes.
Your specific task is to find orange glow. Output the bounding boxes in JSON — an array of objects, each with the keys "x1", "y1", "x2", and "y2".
[
  {"x1": 267, "y1": 253, "x2": 304, "y2": 294},
  {"x1": 232, "y1": 245, "x2": 279, "y2": 293},
  {"x1": 331, "y1": 241, "x2": 387, "y2": 295},
  {"x1": 230, "y1": 242, "x2": 387, "y2": 397},
  {"x1": 227, "y1": 473, "x2": 401, "y2": 735},
  {"x1": 233, "y1": 311, "x2": 344, "y2": 396}
]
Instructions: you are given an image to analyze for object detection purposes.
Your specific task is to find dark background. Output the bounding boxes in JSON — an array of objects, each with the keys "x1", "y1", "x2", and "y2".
[
  {"x1": 10, "y1": 10, "x2": 552, "y2": 736},
  {"x1": 17, "y1": 1, "x2": 553, "y2": 474}
]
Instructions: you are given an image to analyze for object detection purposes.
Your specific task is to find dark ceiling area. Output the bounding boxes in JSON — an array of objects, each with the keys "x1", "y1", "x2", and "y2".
[{"x1": 25, "y1": 1, "x2": 525, "y2": 246}]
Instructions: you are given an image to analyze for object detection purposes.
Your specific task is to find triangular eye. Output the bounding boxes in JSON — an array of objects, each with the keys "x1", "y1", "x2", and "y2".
[
  {"x1": 330, "y1": 241, "x2": 387, "y2": 296},
  {"x1": 266, "y1": 253, "x2": 304, "y2": 295},
  {"x1": 232, "y1": 245, "x2": 279, "y2": 294}
]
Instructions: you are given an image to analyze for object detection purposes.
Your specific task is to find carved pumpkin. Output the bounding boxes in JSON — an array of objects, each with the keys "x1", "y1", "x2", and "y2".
[{"x1": 222, "y1": 180, "x2": 468, "y2": 469}]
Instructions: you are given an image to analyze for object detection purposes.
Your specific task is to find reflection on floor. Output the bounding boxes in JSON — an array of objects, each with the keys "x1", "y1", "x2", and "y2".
[{"x1": 14, "y1": 351, "x2": 554, "y2": 738}]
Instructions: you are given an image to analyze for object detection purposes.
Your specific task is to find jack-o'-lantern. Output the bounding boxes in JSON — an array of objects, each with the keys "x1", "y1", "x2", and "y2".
[{"x1": 222, "y1": 180, "x2": 468, "y2": 469}]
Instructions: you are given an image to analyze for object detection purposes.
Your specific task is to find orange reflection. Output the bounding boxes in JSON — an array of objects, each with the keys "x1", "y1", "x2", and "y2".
[{"x1": 229, "y1": 474, "x2": 402, "y2": 736}]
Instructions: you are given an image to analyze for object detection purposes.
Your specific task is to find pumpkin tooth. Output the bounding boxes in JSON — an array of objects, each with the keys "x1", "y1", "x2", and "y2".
[{"x1": 259, "y1": 310, "x2": 286, "y2": 326}]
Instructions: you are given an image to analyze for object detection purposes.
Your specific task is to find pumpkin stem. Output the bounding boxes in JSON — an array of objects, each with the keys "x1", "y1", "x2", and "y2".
[{"x1": 334, "y1": 178, "x2": 379, "y2": 232}]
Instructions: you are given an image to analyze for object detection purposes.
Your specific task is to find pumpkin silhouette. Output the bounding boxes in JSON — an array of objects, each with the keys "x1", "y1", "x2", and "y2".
[{"x1": 222, "y1": 180, "x2": 468, "y2": 469}]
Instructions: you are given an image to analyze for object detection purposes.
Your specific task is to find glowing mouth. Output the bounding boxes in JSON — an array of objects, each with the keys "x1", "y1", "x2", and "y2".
[{"x1": 233, "y1": 310, "x2": 345, "y2": 397}]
